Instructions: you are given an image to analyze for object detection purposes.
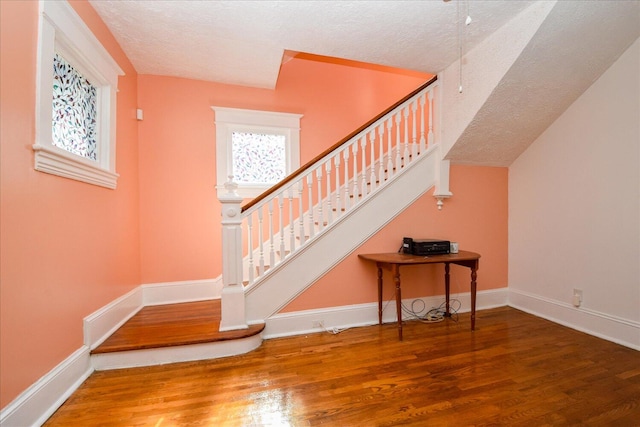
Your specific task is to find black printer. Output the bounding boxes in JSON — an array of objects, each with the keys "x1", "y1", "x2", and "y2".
[{"x1": 402, "y1": 238, "x2": 450, "y2": 255}]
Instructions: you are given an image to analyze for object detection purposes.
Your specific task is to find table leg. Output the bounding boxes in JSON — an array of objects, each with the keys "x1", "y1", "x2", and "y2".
[
  {"x1": 377, "y1": 265, "x2": 383, "y2": 325},
  {"x1": 470, "y1": 265, "x2": 477, "y2": 331},
  {"x1": 444, "y1": 262, "x2": 451, "y2": 317},
  {"x1": 392, "y1": 264, "x2": 402, "y2": 341}
]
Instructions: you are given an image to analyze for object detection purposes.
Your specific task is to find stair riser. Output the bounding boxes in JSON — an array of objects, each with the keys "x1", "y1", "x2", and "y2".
[{"x1": 91, "y1": 334, "x2": 263, "y2": 371}]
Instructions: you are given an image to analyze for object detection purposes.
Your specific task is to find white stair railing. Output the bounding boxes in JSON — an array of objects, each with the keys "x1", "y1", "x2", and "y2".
[{"x1": 219, "y1": 77, "x2": 440, "y2": 330}]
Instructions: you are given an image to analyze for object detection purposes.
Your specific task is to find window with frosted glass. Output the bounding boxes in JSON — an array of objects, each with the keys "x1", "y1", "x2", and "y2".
[
  {"x1": 52, "y1": 53, "x2": 98, "y2": 161},
  {"x1": 231, "y1": 132, "x2": 287, "y2": 184}
]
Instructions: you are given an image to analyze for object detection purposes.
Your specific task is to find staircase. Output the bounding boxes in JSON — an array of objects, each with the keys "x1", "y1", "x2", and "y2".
[
  {"x1": 90, "y1": 76, "x2": 449, "y2": 370},
  {"x1": 220, "y1": 76, "x2": 450, "y2": 328}
]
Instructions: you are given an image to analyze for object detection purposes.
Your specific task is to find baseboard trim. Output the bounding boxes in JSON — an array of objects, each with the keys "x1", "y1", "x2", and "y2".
[
  {"x1": 91, "y1": 334, "x2": 262, "y2": 371},
  {"x1": 83, "y1": 278, "x2": 222, "y2": 351},
  {"x1": 1, "y1": 278, "x2": 225, "y2": 426},
  {"x1": 0, "y1": 346, "x2": 92, "y2": 427},
  {"x1": 508, "y1": 288, "x2": 640, "y2": 350},
  {"x1": 264, "y1": 288, "x2": 508, "y2": 339},
  {"x1": 14, "y1": 284, "x2": 637, "y2": 426},
  {"x1": 142, "y1": 278, "x2": 222, "y2": 306},
  {"x1": 83, "y1": 286, "x2": 142, "y2": 350}
]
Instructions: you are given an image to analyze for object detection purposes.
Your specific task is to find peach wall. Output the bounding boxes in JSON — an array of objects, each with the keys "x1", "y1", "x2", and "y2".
[
  {"x1": 282, "y1": 165, "x2": 509, "y2": 312},
  {"x1": 0, "y1": 0, "x2": 140, "y2": 409},
  {"x1": 138, "y1": 59, "x2": 431, "y2": 284}
]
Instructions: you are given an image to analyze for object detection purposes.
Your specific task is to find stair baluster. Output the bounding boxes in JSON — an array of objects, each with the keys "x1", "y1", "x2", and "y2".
[
  {"x1": 419, "y1": 94, "x2": 427, "y2": 152},
  {"x1": 360, "y1": 136, "x2": 367, "y2": 198},
  {"x1": 278, "y1": 194, "x2": 286, "y2": 261},
  {"x1": 427, "y1": 89, "x2": 434, "y2": 148},
  {"x1": 268, "y1": 199, "x2": 275, "y2": 269},
  {"x1": 386, "y1": 118, "x2": 393, "y2": 179},
  {"x1": 411, "y1": 100, "x2": 419, "y2": 158},
  {"x1": 352, "y1": 141, "x2": 359, "y2": 202},
  {"x1": 334, "y1": 154, "x2": 342, "y2": 215},
  {"x1": 377, "y1": 124, "x2": 384, "y2": 186},
  {"x1": 288, "y1": 187, "x2": 295, "y2": 252},
  {"x1": 316, "y1": 167, "x2": 324, "y2": 232},
  {"x1": 394, "y1": 112, "x2": 402, "y2": 171},
  {"x1": 325, "y1": 160, "x2": 333, "y2": 224},
  {"x1": 403, "y1": 107, "x2": 410, "y2": 166},
  {"x1": 369, "y1": 129, "x2": 377, "y2": 192},
  {"x1": 343, "y1": 148, "x2": 350, "y2": 210}
]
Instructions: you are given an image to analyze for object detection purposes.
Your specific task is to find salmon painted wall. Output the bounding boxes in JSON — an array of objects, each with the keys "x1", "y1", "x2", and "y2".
[
  {"x1": 137, "y1": 59, "x2": 432, "y2": 284},
  {"x1": 0, "y1": 0, "x2": 140, "y2": 408},
  {"x1": 282, "y1": 165, "x2": 508, "y2": 312}
]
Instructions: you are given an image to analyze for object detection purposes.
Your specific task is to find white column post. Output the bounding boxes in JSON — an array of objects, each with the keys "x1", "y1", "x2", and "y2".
[
  {"x1": 219, "y1": 177, "x2": 248, "y2": 331},
  {"x1": 431, "y1": 82, "x2": 453, "y2": 210}
]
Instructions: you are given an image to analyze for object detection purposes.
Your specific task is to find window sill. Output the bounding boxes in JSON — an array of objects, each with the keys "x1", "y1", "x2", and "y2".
[{"x1": 33, "y1": 144, "x2": 118, "y2": 189}]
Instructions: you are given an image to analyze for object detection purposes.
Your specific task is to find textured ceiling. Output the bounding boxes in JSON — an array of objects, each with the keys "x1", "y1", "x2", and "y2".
[
  {"x1": 89, "y1": 0, "x2": 639, "y2": 167},
  {"x1": 89, "y1": 0, "x2": 534, "y2": 89},
  {"x1": 445, "y1": 0, "x2": 640, "y2": 166}
]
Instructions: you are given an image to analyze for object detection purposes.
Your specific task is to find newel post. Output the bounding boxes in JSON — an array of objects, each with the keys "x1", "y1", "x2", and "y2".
[{"x1": 219, "y1": 177, "x2": 248, "y2": 331}]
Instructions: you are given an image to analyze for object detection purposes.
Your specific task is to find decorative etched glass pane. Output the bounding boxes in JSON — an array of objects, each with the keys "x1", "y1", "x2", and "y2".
[
  {"x1": 232, "y1": 132, "x2": 286, "y2": 184},
  {"x1": 52, "y1": 53, "x2": 98, "y2": 161}
]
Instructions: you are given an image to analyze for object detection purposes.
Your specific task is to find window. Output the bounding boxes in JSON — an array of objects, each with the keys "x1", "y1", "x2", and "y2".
[
  {"x1": 52, "y1": 53, "x2": 98, "y2": 160},
  {"x1": 34, "y1": 0, "x2": 123, "y2": 189},
  {"x1": 232, "y1": 131, "x2": 287, "y2": 184},
  {"x1": 212, "y1": 107, "x2": 303, "y2": 198}
]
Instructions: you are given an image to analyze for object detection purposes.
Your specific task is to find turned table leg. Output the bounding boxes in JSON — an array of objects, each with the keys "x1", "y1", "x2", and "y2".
[
  {"x1": 377, "y1": 265, "x2": 383, "y2": 325},
  {"x1": 444, "y1": 262, "x2": 451, "y2": 317},
  {"x1": 392, "y1": 264, "x2": 402, "y2": 341},
  {"x1": 470, "y1": 265, "x2": 477, "y2": 331}
]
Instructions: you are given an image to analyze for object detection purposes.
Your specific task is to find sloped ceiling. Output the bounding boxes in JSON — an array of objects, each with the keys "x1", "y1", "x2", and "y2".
[
  {"x1": 90, "y1": 0, "x2": 639, "y2": 166},
  {"x1": 88, "y1": 0, "x2": 534, "y2": 88},
  {"x1": 444, "y1": 0, "x2": 640, "y2": 166}
]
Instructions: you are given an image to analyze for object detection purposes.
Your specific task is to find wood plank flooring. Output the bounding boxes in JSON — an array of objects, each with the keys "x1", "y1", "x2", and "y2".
[
  {"x1": 47, "y1": 307, "x2": 640, "y2": 426},
  {"x1": 92, "y1": 300, "x2": 264, "y2": 354}
]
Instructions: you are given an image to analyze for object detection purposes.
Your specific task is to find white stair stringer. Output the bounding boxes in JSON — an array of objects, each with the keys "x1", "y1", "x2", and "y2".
[{"x1": 245, "y1": 145, "x2": 439, "y2": 322}]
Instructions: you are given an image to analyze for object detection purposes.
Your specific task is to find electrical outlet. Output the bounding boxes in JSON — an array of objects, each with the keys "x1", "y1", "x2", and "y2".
[
  {"x1": 312, "y1": 320, "x2": 324, "y2": 329},
  {"x1": 572, "y1": 289, "x2": 583, "y2": 307}
]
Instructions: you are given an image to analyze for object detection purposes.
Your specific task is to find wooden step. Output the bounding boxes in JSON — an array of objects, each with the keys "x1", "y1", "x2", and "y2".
[{"x1": 91, "y1": 300, "x2": 264, "y2": 370}]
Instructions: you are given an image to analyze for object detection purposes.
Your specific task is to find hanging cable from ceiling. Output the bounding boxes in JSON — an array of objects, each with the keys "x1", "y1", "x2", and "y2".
[{"x1": 453, "y1": 0, "x2": 471, "y2": 94}]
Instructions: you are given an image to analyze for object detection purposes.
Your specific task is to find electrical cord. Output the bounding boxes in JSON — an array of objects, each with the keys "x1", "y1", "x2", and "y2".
[
  {"x1": 321, "y1": 286, "x2": 397, "y2": 335},
  {"x1": 401, "y1": 298, "x2": 461, "y2": 324},
  {"x1": 322, "y1": 286, "x2": 462, "y2": 334}
]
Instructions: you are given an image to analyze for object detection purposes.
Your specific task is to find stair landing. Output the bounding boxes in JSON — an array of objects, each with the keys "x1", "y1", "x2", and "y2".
[{"x1": 91, "y1": 300, "x2": 265, "y2": 370}]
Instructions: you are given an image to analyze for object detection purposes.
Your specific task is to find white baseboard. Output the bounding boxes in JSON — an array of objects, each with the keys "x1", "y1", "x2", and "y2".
[
  {"x1": 142, "y1": 278, "x2": 222, "y2": 306},
  {"x1": 83, "y1": 287, "x2": 142, "y2": 350},
  {"x1": 1, "y1": 278, "x2": 223, "y2": 426},
  {"x1": 0, "y1": 347, "x2": 92, "y2": 427},
  {"x1": 83, "y1": 278, "x2": 222, "y2": 351},
  {"x1": 264, "y1": 288, "x2": 509, "y2": 339},
  {"x1": 508, "y1": 288, "x2": 640, "y2": 350}
]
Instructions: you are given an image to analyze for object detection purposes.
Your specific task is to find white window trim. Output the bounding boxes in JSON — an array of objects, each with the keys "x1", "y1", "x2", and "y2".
[
  {"x1": 34, "y1": 0, "x2": 123, "y2": 189},
  {"x1": 212, "y1": 107, "x2": 303, "y2": 198}
]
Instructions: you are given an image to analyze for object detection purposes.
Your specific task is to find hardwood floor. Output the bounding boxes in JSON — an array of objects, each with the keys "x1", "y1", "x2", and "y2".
[
  {"x1": 92, "y1": 300, "x2": 264, "y2": 354},
  {"x1": 46, "y1": 307, "x2": 640, "y2": 426}
]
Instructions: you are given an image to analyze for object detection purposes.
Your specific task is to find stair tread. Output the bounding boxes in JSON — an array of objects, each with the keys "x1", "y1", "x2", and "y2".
[{"x1": 91, "y1": 300, "x2": 264, "y2": 354}]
